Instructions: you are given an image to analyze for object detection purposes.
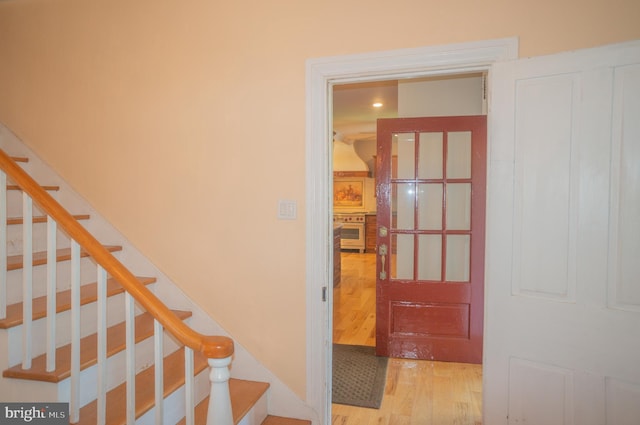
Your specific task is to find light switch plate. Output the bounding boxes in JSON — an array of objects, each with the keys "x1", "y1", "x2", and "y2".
[{"x1": 278, "y1": 200, "x2": 297, "y2": 220}]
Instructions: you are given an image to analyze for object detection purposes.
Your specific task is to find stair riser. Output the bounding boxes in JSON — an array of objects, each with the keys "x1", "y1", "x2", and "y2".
[
  {"x1": 0, "y1": 375, "x2": 59, "y2": 403},
  {"x1": 238, "y1": 392, "x2": 268, "y2": 425},
  {"x1": 5, "y1": 223, "x2": 79, "y2": 257},
  {"x1": 5, "y1": 190, "x2": 53, "y2": 218},
  {"x1": 4, "y1": 260, "x2": 111, "y2": 305},
  {"x1": 0, "y1": 332, "x2": 10, "y2": 393},
  {"x1": 0, "y1": 339, "x2": 189, "y2": 411},
  {"x1": 135, "y1": 368, "x2": 210, "y2": 425},
  {"x1": 6, "y1": 292, "x2": 146, "y2": 365},
  {"x1": 56, "y1": 335, "x2": 185, "y2": 409}
]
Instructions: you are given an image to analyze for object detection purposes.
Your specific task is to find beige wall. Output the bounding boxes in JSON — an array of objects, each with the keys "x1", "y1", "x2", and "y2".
[{"x1": 0, "y1": 0, "x2": 638, "y2": 398}]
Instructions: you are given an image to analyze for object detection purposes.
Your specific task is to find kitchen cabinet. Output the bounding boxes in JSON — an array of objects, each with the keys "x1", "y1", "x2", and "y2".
[{"x1": 365, "y1": 214, "x2": 377, "y2": 253}]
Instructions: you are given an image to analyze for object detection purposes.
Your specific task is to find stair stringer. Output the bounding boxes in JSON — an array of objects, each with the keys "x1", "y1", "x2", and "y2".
[{"x1": 0, "y1": 124, "x2": 318, "y2": 424}]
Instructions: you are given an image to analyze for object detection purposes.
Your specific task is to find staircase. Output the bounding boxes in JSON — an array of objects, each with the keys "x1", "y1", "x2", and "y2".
[{"x1": 0, "y1": 149, "x2": 311, "y2": 425}]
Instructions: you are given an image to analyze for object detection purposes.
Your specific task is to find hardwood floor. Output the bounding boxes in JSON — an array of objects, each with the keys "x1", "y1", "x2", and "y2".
[
  {"x1": 332, "y1": 252, "x2": 482, "y2": 425},
  {"x1": 333, "y1": 252, "x2": 376, "y2": 347}
]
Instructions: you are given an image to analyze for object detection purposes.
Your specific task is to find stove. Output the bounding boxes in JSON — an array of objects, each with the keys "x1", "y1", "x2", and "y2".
[
  {"x1": 333, "y1": 212, "x2": 366, "y2": 252},
  {"x1": 333, "y1": 212, "x2": 366, "y2": 223}
]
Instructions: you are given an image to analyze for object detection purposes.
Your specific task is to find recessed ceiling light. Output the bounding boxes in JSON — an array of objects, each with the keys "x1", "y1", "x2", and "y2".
[{"x1": 372, "y1": 102, "x2": 383, "y2": 108}]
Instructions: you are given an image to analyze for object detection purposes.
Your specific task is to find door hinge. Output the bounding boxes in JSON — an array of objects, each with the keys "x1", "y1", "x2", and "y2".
[{"x1": 322, "y1": 286, "x2": 327, "y2": 302}]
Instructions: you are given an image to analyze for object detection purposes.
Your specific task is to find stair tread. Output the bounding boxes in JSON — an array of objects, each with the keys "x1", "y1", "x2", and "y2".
[
  {"x1": 0, "y1": 276, "x2": 156, "y2": 329},
  {"x1": 231, "y1": 378, "x2": 270, "y2": 424},
  {"x1": 2, "y1": 309, "x2": 192, "y2": 382},
  {"x1": 7, "y1": 245, "x2": 122, "y2": 271},
  {"x1": 73, "y1": 348, "x2": 208, "y2": 424},
  {"x1": 177, "y1": 378, "x2": 270, "y2": 425},
  {"x1": 7, "y1": 214, "x2": 90, "y2": 225},
  {"x1": 262, "y1": 416, "x2": 312, "y2": 425}
]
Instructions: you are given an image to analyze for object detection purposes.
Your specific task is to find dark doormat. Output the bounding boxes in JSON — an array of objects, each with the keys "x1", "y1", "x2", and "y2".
[{"x1": 332, "y1": 344, "x2": 388, "y2": 409}]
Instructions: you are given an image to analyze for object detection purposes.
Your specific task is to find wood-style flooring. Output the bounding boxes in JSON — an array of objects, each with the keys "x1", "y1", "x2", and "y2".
[{"x1": 332, "y1": 252, "x2": 482, "y2": 425}]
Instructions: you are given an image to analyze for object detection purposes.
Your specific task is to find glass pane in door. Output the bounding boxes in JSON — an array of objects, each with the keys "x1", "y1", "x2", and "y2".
[
  {"x1": 446, "y1": 234, "x2": 470, "y2": 282},
  {"x1": 393, "y1": 183, "x2": 415, "y2": 230},
  {"x1": 447, "y1": 131, "x2": 472, "y2": 179},
  {"x1": 396, "y1": 133, "x2": 415, "y2": 179},
  {"x1": 418, "y1": 132, "x2": 443, "y2": 179},
  {"x1": 418, "y1": 183, "x2": 443, "y2": 230},
  {"x1": 446, "y1": 183, "x2": 471, "y2": 230},
  {"x1": 418, "y1": 234, "x2": 442, "y2": 281},
  {"x1": 392, "y1": 234, "x2": 414, "y2": 280}
]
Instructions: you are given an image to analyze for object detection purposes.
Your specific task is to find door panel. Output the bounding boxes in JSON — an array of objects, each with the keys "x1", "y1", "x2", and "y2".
[
  {"x1": 485, "y1": 40, "x2": 640, "y2": 425},
  {"x1": 376, "y1": 115, "x2": 486, "y2": 363}
]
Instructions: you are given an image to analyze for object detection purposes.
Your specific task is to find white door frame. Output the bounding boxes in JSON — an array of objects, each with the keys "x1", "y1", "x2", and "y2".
[{"x1": 305, "y1": 37, "x2": 518, "y2": 425}]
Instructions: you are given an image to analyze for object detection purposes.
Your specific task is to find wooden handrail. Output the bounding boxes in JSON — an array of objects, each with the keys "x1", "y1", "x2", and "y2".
[{"x1": 0, "y1": 149, "x2": 233, "y2": 359}]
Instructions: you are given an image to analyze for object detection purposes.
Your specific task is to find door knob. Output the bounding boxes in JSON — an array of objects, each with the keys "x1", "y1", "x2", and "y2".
[{"x1": 379, "y1": 243, "x2": 387, "y2": 280}]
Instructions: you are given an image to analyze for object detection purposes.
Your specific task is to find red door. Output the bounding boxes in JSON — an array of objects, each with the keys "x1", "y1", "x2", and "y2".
[{"x1": 375, "y1": 116, "x2": 486, "y2": 363}]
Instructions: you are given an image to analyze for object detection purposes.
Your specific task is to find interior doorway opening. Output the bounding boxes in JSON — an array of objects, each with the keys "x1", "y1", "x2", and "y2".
[
  {"x1": 331, "y1": 75, "x2": 486, "y2": 424},
  {"x1": 304, "y1": 38, "x2": 518, "y2": 425}
]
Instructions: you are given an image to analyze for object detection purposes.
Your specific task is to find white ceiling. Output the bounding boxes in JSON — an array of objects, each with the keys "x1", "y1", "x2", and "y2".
[
  {"x1": 332, "y1": 80, "x2": 398, "y2": 142},
  {"x1": 332, "y1": 73, "x2": 483, "y2": 143}
]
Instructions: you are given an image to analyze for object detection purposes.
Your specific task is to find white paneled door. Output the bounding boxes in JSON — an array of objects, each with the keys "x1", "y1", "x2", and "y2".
[{"x1": 485, "y1": 40, "x2": 640, "y2": 424}]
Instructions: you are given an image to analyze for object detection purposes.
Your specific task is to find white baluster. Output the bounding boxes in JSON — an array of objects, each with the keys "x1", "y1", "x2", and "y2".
[
  {"x1": 0, "y1": 171, "x2": 6, "y2": 320},
  {"x1": 206, "y1": 356, "x2": 233, "y2": 425},
  {"x1": 125, "y1": 292, "x2": 136, "y2": 425},
  {"x1": 46, "y1": 217, "x2": 57, "y2": 372},
  {"x1": 97, "y1": 266, "x2": 108, "y2": 425},
  {"x1": 21, "y1": 193, "x2": 33, "y2": 369},
  {"x1": 185, "y1": 347, "x2": 194, "y2": 425},
  {"x1": 154, "y1": 319, "x2": 164, "y2": 425},
  {"x1": 69, "y1": 240, "x2": 81, "y2": 423}
]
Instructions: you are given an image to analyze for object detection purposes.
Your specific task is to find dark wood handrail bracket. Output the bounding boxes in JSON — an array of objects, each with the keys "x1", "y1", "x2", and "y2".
[{"x1": 0, "y1": 149, "x2": 234, "y2": 360}]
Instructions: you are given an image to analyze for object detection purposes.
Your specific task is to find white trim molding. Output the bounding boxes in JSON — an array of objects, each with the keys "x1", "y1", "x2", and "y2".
[{"x1": 305, "y1": 37, "x2": 518, "y2": 425}]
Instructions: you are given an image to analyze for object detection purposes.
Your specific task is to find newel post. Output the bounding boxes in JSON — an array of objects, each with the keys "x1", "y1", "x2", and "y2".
[{"x1": 206, "y1": 356, "x2": 233, "y2": 425}]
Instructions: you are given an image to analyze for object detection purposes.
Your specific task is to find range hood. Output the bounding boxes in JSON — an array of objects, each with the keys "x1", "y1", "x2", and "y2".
[{"x1": 333, "y1": 137, "x2": 370, "y2": 177}]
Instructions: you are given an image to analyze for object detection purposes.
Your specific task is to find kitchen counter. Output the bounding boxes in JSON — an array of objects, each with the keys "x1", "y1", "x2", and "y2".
[
  {"x1": 333, "y1": 224, "x2": 341, "y2": 286},
  {"x1": 365, "y1": 213, "x2": 377, "y2": 253}
]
